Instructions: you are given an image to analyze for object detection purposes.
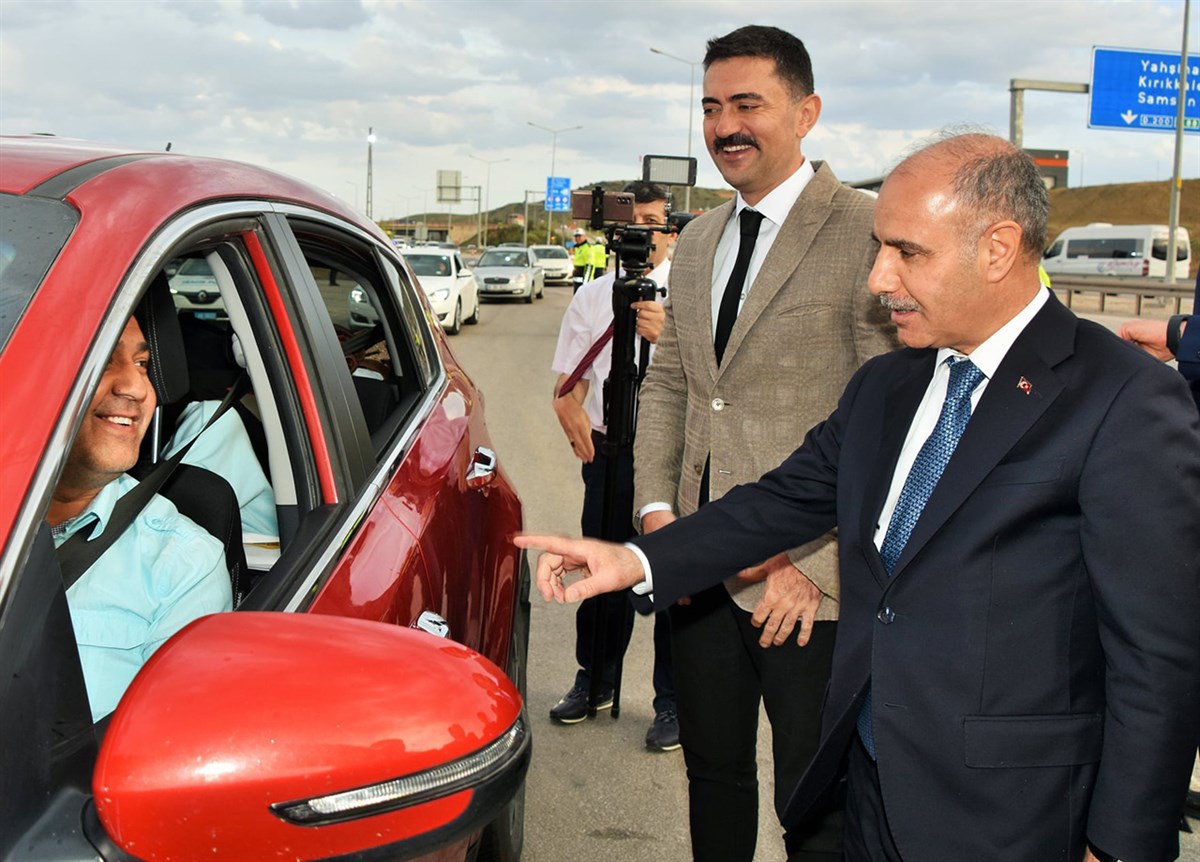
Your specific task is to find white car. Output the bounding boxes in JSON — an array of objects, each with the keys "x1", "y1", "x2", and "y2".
[
  {"x1": 401, "y1": 248, "x2": 480, "y2": 334},
  {"x1": 529, "y1": 245, "x2": 573, "y2": 284}
]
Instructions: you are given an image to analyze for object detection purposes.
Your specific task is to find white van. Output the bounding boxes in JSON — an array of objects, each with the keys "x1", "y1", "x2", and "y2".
[{"x1": 1042, "y1": 224, "x2": 1190, "y2": 278}]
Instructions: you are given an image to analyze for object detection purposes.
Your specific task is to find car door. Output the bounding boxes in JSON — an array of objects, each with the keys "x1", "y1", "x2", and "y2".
[
  {"x1": 268, "y1": 213, "x2": 523, "y2": 663},
  {"x1": 454, "y1": 253, "x2": 478, "y2": 318}
]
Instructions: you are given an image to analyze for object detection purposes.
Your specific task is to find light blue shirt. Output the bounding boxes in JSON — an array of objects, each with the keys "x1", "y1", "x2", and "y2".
[
  {"x1": 169, "y1": 401, "x2": 278, "y2": 538},
  {"x1": 54, "y1": 474, "x2": 231, "y2": 721}
]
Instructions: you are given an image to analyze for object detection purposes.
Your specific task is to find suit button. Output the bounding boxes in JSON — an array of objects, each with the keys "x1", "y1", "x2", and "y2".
[
  {"x1": 877, "y1": 607, "x2": 896, "y2": 624},
  {"x1": 711, "y1": 398, "x2": 725, "y2": 411}
]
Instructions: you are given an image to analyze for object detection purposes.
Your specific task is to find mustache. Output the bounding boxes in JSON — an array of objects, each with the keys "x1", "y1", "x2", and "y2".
[
  {"x1": 879, "y1": 295, "x2": 920, "y2": 314},
  {"x1": 713, "y1": 133, "x2": 759, "y2": 151}
]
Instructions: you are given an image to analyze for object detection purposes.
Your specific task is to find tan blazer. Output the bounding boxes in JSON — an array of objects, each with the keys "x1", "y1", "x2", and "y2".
[{"x1": 634, "y1": 161, "x2": 898, "y2": 617}]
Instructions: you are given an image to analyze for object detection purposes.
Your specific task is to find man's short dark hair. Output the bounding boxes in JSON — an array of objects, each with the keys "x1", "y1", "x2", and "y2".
[
  {"x1": 622, "y1": 180, "x2": 670, "y2": 219},
  {"x1": 703, "y1": 25, "x2": 814, "y2": 100}
]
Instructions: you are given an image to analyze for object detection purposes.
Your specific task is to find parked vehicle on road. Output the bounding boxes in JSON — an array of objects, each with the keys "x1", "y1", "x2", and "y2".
[
  {"x1": 1042, "y1": 223, "x2": 1191, "y2": 278},
  {"x1": 473, "y1": 248, "x2": 544, "y2": 303},
  {"x1": 0, "y1": 135, "x2": 530, "y2": 862},
  {"x1": 401, "y1": 247, "x2": 480, "y2": 334},
  {"x1": 529, "y1": 244, "x2": 573, "y2": 284}
]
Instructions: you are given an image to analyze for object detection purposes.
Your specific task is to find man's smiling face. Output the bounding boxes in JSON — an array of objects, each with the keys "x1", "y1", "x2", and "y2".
[
  {"x1": 63, "y1": 316, "x2": 157, "y2": 492},
  {"x1": 701, "y1": 55, "x2": 820, "y2": 206}
]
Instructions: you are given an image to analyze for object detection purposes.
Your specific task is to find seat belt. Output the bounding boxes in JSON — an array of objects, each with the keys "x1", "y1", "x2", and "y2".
[{"x1": 56, "y1": 373, "x2": 249, "y2": 590}]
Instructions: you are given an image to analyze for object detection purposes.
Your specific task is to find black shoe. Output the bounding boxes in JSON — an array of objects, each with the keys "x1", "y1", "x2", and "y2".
[
  {"x1": 645, "y1": 708, "x2": 681, "y2": 751},
  {"x1": 1186, "y1": 789, "x2": 1200, "y2": 818},
  {"x1": 549, "y1": 684, "x2": 613, "y2": 724}
]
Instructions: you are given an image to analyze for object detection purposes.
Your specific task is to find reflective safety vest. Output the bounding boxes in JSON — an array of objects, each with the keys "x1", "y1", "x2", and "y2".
[
  {"x1": 590, "y1": 242, "x2": 607, "y2": 271},
  {"x1": 573, "y1": 242, "x2": 590, "y2": 267}
]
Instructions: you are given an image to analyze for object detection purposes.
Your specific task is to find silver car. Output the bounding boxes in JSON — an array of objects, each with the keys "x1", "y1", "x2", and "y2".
[{"x1": 473, "y1": 249, "x2": 544, "y2": 304}]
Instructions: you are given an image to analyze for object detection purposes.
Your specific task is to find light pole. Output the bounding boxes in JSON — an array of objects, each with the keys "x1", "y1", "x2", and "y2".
[
  {"x1": 527, "y1": 121, "x2": 582, "y2": 243},
  {"x1": 365, "y1": 127, "x2": 376, "y2": 219},
  {"x1": 412, "y1": 186, "x2": 431, "y2": 241},
  {"x1": 469, "y1": 154, "x2": 510, "y2": 246},
  {"x1": 650, "y1": 47, "x2": 701, "y2": 213}
]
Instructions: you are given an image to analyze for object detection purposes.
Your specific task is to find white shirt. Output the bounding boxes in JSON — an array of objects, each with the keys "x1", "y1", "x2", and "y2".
[
  {"x1": 551, "y1": 259, "x2": 671, "y2": 434},
  {"x1": 709, "y1": 159, "x2": 815, "y2": 336},
  {"x1": 633, "y1": 285, "x2": 1051, "y2": 597}
]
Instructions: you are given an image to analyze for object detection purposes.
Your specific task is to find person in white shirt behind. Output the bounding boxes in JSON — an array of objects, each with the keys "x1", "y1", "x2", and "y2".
[{"x1": 548, "y1": 180, "x2": 680, "y2": 750}]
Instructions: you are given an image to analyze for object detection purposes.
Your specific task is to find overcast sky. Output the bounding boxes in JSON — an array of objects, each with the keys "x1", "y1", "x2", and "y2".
[{"x1": 1, "y1": 0, "x2": 1197, "y2": 221}]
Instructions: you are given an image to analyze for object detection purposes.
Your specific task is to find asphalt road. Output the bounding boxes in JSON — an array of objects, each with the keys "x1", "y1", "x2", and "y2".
[{"x1": 447, "y1": 282, "x2": 1200, "y2": 861}]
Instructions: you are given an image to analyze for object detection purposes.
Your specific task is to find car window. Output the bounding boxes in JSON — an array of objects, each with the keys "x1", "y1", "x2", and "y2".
[
  {"x1": 477, "y1": 250, "x2": 529, "y2": 267},
  {"x1": 404, "y1": 254, "x2": 453, "y2": 277},
  {"x1": 0, "y1": 194, "x2": 79, "y2": 350},
  {"x1": 286, "y1": 218, "x2": 439, "y2": 455}
]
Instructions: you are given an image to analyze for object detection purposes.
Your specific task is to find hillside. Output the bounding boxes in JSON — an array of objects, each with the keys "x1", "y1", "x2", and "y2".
[{"x1": 433, "y1": 177, "x2": 1199, "y2": 276}]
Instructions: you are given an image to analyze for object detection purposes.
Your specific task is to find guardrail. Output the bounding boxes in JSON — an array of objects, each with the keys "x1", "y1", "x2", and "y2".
[{"x1": 1050, "y1": 275, "x2": 1195, "y2": 315}]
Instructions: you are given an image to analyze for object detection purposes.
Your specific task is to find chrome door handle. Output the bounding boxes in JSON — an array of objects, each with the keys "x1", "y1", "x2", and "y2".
[{"x1": 466, "y1": 446, "x2": 496, "y2": 490}]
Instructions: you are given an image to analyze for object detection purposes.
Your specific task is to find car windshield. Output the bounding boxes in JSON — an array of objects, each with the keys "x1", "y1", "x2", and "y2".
[
  {"x1": 405, "y1": 255, "x2": 453, "y2": 277},
  {"x1": 0, "y1": 193, "x2": 80, "y2": 351},
  {"x1": 175, "y1": 258, "x2": 214, "y2": 277},
  {"x1": 478, "y1": 251, "x2": 528, "y2": 267},
  {"x1": 534, "y1": 247, "x2": 569, "y2": 260}
]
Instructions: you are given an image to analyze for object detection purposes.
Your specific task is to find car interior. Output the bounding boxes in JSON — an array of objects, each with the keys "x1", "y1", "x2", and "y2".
[{"x1": 140, "y1": 219, "x2": 443, "y2": 608}]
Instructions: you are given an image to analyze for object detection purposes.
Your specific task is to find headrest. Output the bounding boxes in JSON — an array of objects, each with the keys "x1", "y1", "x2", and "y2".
[{"x1": 134, "y1": 272, "x2": 189, "y2": 405}]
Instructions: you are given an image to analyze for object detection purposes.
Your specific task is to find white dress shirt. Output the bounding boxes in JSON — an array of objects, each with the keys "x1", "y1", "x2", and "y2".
[
  {"x1": 709, "y1": 159, "x2": 815, "y2": 336},
  {"x1": 551, "y1": 260, "x2": 670, "y2": 435}
]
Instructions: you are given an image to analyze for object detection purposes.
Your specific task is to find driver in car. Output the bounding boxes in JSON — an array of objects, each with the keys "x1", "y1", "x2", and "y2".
[{"x1": 46, "y1": 315, "x2": 232, "y2": 722}]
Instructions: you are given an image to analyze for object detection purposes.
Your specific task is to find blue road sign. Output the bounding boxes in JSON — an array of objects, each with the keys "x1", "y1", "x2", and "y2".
[
  {"x1": 1090, "y1": 46, "x2": 1199, "y2": 134},
  {"x1": 545, "y1": 176, "x2": 571, "y2": 212}
]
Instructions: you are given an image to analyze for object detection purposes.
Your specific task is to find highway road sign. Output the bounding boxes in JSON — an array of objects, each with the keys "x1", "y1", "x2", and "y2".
[
  {"x1": 1090, "y1": 46, "x2": 1199, "y2": 133},
  {"x1": 545, "y1": 176, "x2": 571, "y2": 211}
]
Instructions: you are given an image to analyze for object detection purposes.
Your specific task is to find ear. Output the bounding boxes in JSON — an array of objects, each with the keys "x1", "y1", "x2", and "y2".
[
  {"x1": 794, "y1": 93, "x2": 822, "y2": 139},
  {"x1": 982, "y1": 221, "x2": 1022, "y2": 283}
]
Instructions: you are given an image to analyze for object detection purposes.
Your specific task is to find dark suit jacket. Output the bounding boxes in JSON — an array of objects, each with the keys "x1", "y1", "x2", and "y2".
[{"x1": 634, "y1": 294, "x2": 1200, "y2": 861}]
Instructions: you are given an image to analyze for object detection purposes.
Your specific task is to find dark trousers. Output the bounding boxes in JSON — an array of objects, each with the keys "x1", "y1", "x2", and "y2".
[
  {"x1": 842, "y1": 736, "x2": 903, "y2": 861},
  {"x1": 670, "y1": 584, "x2": 839, "y2": 862},
  {"x1": 575, "y1": 433, "x2": 674, "y2": 711}
]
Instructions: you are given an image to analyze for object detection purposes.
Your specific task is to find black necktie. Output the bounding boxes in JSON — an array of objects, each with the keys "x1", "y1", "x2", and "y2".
[{"x1": 713, "y1": 208, "x2": 765, "y2": 365}]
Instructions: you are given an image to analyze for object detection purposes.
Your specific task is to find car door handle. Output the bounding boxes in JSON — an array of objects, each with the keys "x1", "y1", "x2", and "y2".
[{"x1": 466, "y1": 446, "x2": 496, "y2": 490}]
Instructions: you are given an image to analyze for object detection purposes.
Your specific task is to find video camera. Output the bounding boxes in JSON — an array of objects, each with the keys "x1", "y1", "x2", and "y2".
[{"x1": 570, "y1": 154, "x2": 697, "y2": 276}]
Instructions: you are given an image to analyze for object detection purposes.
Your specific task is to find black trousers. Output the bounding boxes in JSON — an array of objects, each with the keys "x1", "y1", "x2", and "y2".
[
  {"x1": 841, "y1": 736, "x2": 903, "y2": 861},
  {"x1": 670, "y1": 584, "x2": 840, "y2": 861},
  {"x1": 574, "y1": 433, "x2": 674, "y2": 711}
]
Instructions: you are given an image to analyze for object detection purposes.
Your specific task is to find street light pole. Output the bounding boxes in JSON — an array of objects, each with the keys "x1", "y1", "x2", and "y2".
[
  {"x1": 412, "y1": 185, "x2": 431, "y2": 241},
  {"x1": 469, "y1": 154, "x2": 511, "y2": 246},
  {"x1": 366, "y1": 127, "x2": 376, "y2": 220},
  {"x1": 650, "y1": 47, "x2": 700, "y2": 213},
  {"x1": 527, "y1": 121, "x2": 582, "y2": 243}
]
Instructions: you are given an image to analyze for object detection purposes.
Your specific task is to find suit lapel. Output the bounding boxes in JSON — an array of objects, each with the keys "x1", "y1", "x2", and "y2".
[
  {"x1": 888, "y1": 296, "x2": 1077, "y2": 580},
  {"x1": 860, "y1": 352, "x2": 936, "y2": 587},
  {"x1": 675, "y1": 200, "x2": 731, "y2": 381},
  {"x1": 719, "y1": 164, "x2": 837, "y2": 371}
]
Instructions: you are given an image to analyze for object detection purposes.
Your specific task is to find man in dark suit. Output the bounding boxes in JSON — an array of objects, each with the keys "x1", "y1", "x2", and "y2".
[{"x1": 519, "y1": 133, "x2": 1200, "y2": 861}]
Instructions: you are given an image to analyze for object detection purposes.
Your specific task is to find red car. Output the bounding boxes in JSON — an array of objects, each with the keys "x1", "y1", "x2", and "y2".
[{"x1": 0, "y1": 136, "x2": 530, "y2": 861}]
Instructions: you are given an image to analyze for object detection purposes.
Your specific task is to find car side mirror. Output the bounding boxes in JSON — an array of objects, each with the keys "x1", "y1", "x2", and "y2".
[{"x1": 93, "y1": 612, "x2": 528, "y2": 859}]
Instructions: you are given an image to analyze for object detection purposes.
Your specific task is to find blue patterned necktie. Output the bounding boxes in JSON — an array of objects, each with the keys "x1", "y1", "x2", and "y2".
[{"x1": 858, "y1": 357, "x2": 985, "y2": 758}]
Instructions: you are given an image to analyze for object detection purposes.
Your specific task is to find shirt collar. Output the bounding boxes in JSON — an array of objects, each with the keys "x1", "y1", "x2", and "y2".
[
  {"x1": 52, "y1": 473, "x2": 136, "y2": 543},
  {"x1": 936, "y1": 285, "x2": 1050, "y2": 379},
  {"x1": 733, "y1": 159, "x2": 815, "y2": 227}
]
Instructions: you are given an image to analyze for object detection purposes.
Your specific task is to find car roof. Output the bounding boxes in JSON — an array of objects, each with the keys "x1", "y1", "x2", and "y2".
[
  {"x1": 401, "y1": 248, "x2": 453, "y2": 256},
  {"x1": 0, "y1": 135, "x2": 377, "y2": 238}
]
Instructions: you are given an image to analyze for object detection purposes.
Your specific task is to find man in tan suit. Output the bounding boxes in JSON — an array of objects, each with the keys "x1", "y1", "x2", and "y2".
[{"x1": 634, "y1": 25, "x2": 896, "y2": 861}]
